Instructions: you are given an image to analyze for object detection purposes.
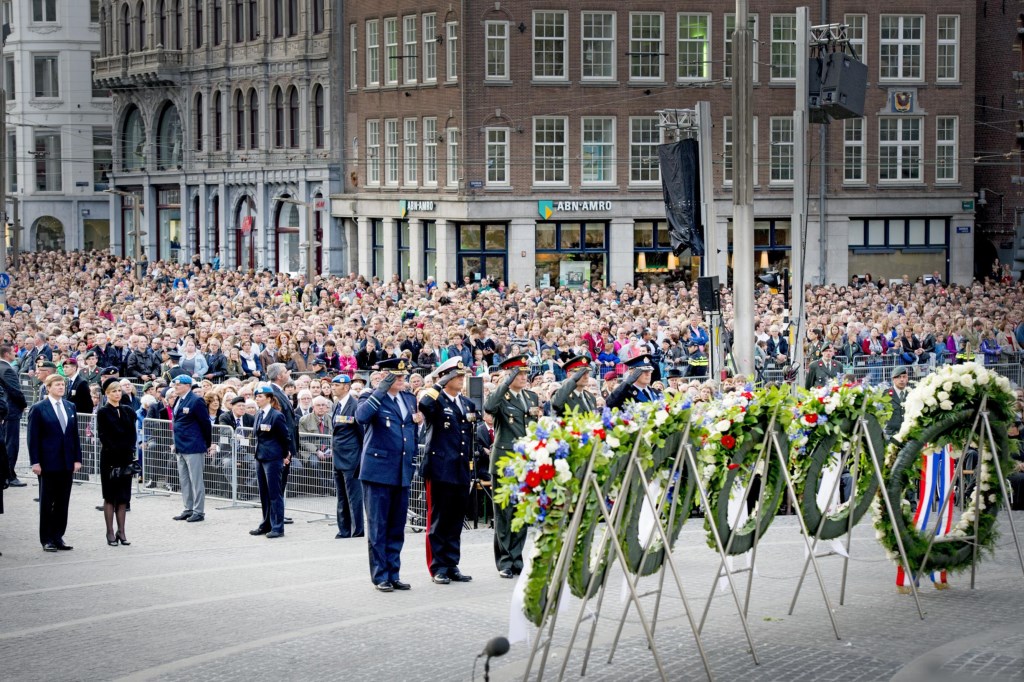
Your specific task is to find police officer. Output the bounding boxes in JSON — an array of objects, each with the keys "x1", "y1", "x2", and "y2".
[
  {"x1": 356, "y1": 358, "x2": 422, "y2": 592},
  {"x1": 884, "y1": 366, "x2": 909, "y2": 441},
  {"x1": 484, "y1": 355, "x2": 541, "y2": 579},
  {"x1": 330, "y1": 374, "x2": 364, "y2": 539},
  {"x1": 685, "y1": 341, "x2": 709, "y2": 379},
  {"x1": 249, "y1": 384, "x2": 292, "y2": 539},
  {"x1": 418, "y1": 357, "x2": 476, "y2": 584},
  {"x1": 805, "y1": 345, "x2": 844, "y2": 389},
  {"x1": 551, "y1": 355, "x2": 597, "y2": 416},
  {"x1": 606, "y1": 354, "x2": 662, "y2": 410}
]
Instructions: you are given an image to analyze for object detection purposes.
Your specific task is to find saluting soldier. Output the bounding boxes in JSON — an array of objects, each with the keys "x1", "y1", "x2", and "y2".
[
  {"x1": 884, "y1": 366, "x2": 909, "y2": 441},
  {"x1": 551, "y1": 355, "x2": 597, "y2": 416},
  {"x1": 805, "y1": 345, "x2": 844, "y2": 390},
  {"x1": 418, "y1": 357, "x2": 476, "y2": 585},
  {"x1": 356, "y1": 358, "x2": 422, "y2": 593},
  {"x1": 606, "y1": 354, "x2": 663, "y2": 410},
  {"x1": 484, "y1": 355, "x2": 541, "y2": 579}
]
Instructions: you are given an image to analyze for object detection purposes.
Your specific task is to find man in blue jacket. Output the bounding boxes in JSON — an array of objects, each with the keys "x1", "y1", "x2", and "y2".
[
  {"x1": 330, "y1": 374, "x2": 364, "y2": 539},
  {"x1": 28, "y1": 374, "x2": 82, "y2": 551},
  {"x1": 356, "y1": 358, "x2": 422, "y2": 592},
  {"x1": 170, "y1": 375, "x2": 212, "y2": 523}
]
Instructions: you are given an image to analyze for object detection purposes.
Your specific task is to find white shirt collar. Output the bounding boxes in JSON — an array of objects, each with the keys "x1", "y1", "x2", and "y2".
[
  {"x1": 49, "y1": 396, "x2": 63, "y2": 409},
  {"x1": 262, "y1": 406, "x2": 273, "y2": 419}
]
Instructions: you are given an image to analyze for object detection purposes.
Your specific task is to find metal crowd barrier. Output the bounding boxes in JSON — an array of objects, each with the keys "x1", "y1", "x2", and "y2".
[
  {"x1": 984, "y1": 362, "x2": 1024, "y2": 388},
  {"x1": 286, "y1": 430, "x2": 334, "y2": 520}
]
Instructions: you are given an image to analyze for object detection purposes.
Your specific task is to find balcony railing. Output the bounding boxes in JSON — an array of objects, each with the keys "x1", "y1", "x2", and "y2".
[{"x1": 93, "y1": 49, "x2": 183, "y2": 89}]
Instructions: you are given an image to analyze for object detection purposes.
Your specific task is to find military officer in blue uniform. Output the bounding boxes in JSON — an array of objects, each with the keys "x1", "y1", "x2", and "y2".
[
  {"x1": 330, "y1": 374, "x2": 364, "y2": 539},
  {"x1": 418, "y1": 357, "x2": 477, "y2": 584},
  {"x1": 551, "y1": 355, "x2": 598, "y2": 416},
  {"x1": 484, "y1": 355, "x2": 541, "y2": 578},
  {"x1": 249, "y1": 384, "x2": 292, "y2": 539},
  {"x1": 606, "y1": 354, "x2": 662, "y2": 410},
  {"x1": 356, "y1": 358, "x2": 422, "y2": 592}
]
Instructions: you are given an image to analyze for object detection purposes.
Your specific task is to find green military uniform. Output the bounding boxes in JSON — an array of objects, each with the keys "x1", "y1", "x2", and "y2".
[
  {"x1": 551, "y1": 356, "x2": 596, "y2": 416},
  {"x1": 484, "y1": 356, "x2": 540, "y2": 576},
  {"x1": 805, "y1": 358, "x2": 843, "y2": 389},
  {"x1": 884, "y1": 367, "x2": 909, "y2": 440}
]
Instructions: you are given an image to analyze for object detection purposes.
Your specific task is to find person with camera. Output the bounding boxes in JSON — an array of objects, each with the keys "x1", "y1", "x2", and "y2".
[
  {"x1": 418, "y1": 357, "x2": 477, "y2": 585},
  {"x1": 97, "y1": 377, "x2": 137, "y2": 546},
  {"x1": 605, "y1": 354, "x2": 662, "y2": 410},
  {"x1": 485, "y1": 355, "x2": 541, "y2": 578}
]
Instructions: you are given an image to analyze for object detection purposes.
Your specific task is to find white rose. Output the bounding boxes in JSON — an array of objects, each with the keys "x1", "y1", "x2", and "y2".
[
  {"x1": 533, "y1": 450, "x2": 552, "y2": 467},
  {"x1": 942, "y1": 382, "x2": 954, "y2": 393},
  {"x1": 937, "y1": 391, "x2": 949, "y2": 402},
  {"x1": 976, "y1": 369, "x2": 990, "y2": 385},
  {"x1": 939, "y1": 400, "x2": 953, "y2": 411},
  {"x1": 715, "y1": 419, "x2": 732, "y2": 433},
  {"x1": 654, "y1": 409, "x2": 669, "y2": 427},
  {"x1": 960, "y1": 375, "x2": 975, "y2": 389},
  {"x1": 607, "y1": 435, "x2": 620, "y2": 448},
  {"x1": 824, "y1": 402, "x2": 837, "y2": 414},
  {"x1": 924, "y1": 396, "x2": 937, "y2": 408},
  {"x1": 554, "y1": 459, "x2": 572, "y2": 483},
  {"x1": 906, "y1": 398, "x2": 925, "y2": 415}
]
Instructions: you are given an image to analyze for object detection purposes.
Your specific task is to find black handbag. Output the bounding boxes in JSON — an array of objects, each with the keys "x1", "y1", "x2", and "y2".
[{"x1": 109, "y1": 460, "x2": 143, "y2": 480}]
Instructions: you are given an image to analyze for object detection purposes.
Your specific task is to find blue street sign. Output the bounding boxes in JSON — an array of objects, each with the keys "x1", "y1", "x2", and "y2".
[{"x1": 0, "y1": 273, "x2": 10, "y2": 290}]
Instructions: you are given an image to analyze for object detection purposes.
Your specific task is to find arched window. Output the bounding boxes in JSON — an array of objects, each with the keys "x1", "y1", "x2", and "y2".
[
  {"x1": 34, "y1": 216, "x2": 66, "y2": 252},
  {"x1": 234, "y1": 90, "x2": 245, "y2": 150},
  {"x1": 173, "y1": 0, "x2": 182, "y2": 49},
  {"x1": 272, "y1": 86, "x2": 284, "y2": 148},
  {"x1": 136, "y1": 1, "x2": 146, "y2": 52},
  {"x1": 123, "y1": 106, "x2": 146, "y2": 170},
  {"x1": 156, "y1": 103, "x2": 182, "y2": 170},
  {"x1": 194, "y1": 92, "x2": 203, "y2": 152},
  {"x1": 275, "y1": 196, "x2": 300, "y2": 273},
  {"x1": 157, "y1": 0, "x2": 166, "y2": 47},
  {"x1": 235, "y1": 194, "x2": 257, "y2": 270},
  {"x1": 288, "y1": 87, "x2": 299, "y2": 148},
  {"x1": 121, "y1": 3, "x2": 131, "y2": 54},
  {"x1": 312, "y1": 84, "x2": 325, "y2": 149},
  {"x1": 248, "y1": 89, "x2": 259, "y2": 149},
  {"x1": 213, "y1": 90, "x2": 223, "y2": 151},
  {"x1": 193, "y1": 1, "x2": 203, "y2": 49}
]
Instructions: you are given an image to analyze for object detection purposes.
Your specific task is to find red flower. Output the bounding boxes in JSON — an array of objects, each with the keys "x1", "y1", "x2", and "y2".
[
  {"x1": 727, "y1": 463, "x2": 740, "y2": 470},
  {"x1": 742, "y1": 392, "x2": 754, "y2": 400},
  {"x1": 818, "y1": 397, "x2": 826, "y2": 404},
  {"x1": 805, "y1": 413, "x2": 819, "y2": 424},
  {"x1": 721, "y1": 435, "x2": 736, "y2": 450},
  {"x1": 538, "y1": 464, "x2": 556, "y2": 481},
  {"x1": 525, "y1": 470, "x2": 541, "y2": 488},
  {"x1": 560, "y1": 420, "x2": 567, "y2": 427},
  {"x1": 831, "y1": 386, "x2": 839, "y2": 393},
  {"x1": 534, "y1": 440, "x2": 547, "y2": 451},
  {"x1": 593, "y1": 428, "x2": 606, "y2": 440}
]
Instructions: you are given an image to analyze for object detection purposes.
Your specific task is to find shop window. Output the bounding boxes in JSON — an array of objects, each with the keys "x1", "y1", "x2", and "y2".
[
  {"x1": 535, "y1": 221, "x2": 607, "y2": 288},
  {"x1": 456, "y1": 223, "x2": 507, "y2": 284}
]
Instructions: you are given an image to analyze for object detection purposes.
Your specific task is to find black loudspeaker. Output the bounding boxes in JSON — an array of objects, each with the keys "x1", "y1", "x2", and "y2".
[
  {"x1": 807, "y1": 56, "x2": 831, "y2": 124},
  {"x1": 468, "y1": 375, "x2": 484, "y2": 408},
  {"x1": 698, "y1": 276, "x2": 720, "y2": 312},
  {"x1": 820, "y1": 51, "x2": 867, "y2": 120}
]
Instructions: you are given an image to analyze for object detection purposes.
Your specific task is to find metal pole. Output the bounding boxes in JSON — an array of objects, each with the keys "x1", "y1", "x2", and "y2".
[
  {"x1": 697, "y1": 101, "x2": 718, "y2": 280},
  {"x1": 306, "y1": 200, "x2": 316, "y2": 284},
  {"x1": 134, "y1": 196, "x2": 143, "y2": 279},
  {"x1": 732, "y1": 0, "x2": 755, "y2": 378},
  {"x1": 818, "y1": 0, "x2": 829, "y2": 284},
  {"x1": 791, "y1": 8, "x2": 809, "y2": 386},
  {"x1": 11, "y1": 195, "x2": 19, "y2": 268},
  {"x1": 0, "y1": 88, "x2": 7, "y2": 309}
]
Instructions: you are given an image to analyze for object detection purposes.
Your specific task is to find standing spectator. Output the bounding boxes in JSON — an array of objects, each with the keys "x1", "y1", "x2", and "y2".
[
  {"x1": 64, "y1": 358, "x2": 94, "y2": 416},
  {"x1": 329, "y1": 375, "x2": 364, "y2": 539},
  {"x1": 979, "y1": 331, "x2": 1003, "y2": 366},
  {"x1": 28, "y1": 374, "x2": 82, "y2": 551},
  {"x1": 447, "y1": 334, "x2": 473, "y2": 368},
  {"x1": 97, "y1": 377, "x2": 136, "y2": 547},
  {"x1": 318, "y1": 340, "x2": 342, "y2": 376},
  {"x1": 267, "y1": 363, "x2": 299, "y2": 523},
  {"x1": 239, "y1": 340, "x2": 263, "y2": 378},
  {"x1": 204, "y1": 338, "x2": 228, "y2": 381},
  {"x1": 338, "y1": 343, "x2": 358, "y2": 379},
  {"x1": 0, "y1": 344, "x2": 28, "y2": 487},
  {"x1": 170, "y1": 376, "x2": 212, "y2": 523},
  {"x1": 298, "y1": 396, "x2": 334, "y2": 488},
  {"x1": 249, "y1": 384, "x2": 292, "y2": 539},
  {"x1": 766, "y1": 325, "x2": 789, "y2": 366}
]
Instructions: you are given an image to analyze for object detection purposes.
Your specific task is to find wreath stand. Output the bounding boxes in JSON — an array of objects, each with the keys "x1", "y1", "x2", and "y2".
[
  {"x1": 696, "y1": 410, "x2": 842, "y2": 642},
  {"x1": 520, "y1": 422, "x2": 712, "y2": 682},
  {"x1": 788, "y1": 405, "x2": 926, "y2": 620},
  {"x1": 912, "y1": 396, "x2": 1024, "y2": 588}
]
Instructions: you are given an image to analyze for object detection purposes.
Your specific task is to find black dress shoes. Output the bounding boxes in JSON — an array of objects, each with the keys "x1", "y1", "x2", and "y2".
[
  {"x1": 173, "y1": 511, "x2": 193, "y2": 521},
  {"x1": 335, "y1": 533, "x2": 349, "y2": 539},
  {"x1": 55, "y1": 541, "x2": 73, "y2": 551},
  {"x1": 266, "y1": 530, "x2": 284, "y2": 539},
  {"x1": 7, "y1": 478, "x2": 26, "y2": 487},
  {"x1": 374, "y1": 581, "x2": 394, "y2": 592},
  {"x1": 391, "y1": 580, "x2": 411, "y2": 590},
  {"x1": 498, "y1": 569, "x2": 514, "y2": 579},
  {"x1": 186, "y1": 514, "x2": 205, "y2": 523},
  {"x1": 432, "y1": 573, "x2": 451, "y2": 585},
  {"x1": 42, "y1": 543, "x2": 59, "y2": 552},
  {"x1": 450, "y1": 569, "x2": 473, "y2": 582},
  {"x1": 283, "y1": 517, "x2": 294, "y2": 524},
  {"x1": 249, "y1": 527, "x2": 269, "y2": 536}
]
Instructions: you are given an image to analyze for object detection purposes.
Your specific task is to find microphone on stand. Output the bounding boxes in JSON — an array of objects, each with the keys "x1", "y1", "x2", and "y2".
[{"x1": 475, "y1": 636, "x2": 510, "y2": 682}]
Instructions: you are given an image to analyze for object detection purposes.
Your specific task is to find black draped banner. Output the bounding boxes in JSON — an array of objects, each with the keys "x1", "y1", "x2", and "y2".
[{"x1": 658, "y1": 139, "x2": 705, "y2": 257}]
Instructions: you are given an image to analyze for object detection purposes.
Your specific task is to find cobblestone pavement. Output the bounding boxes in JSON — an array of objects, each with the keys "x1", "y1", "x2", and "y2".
[{"x1": 0, "y1": 478, "x2": 1022, "y2": 682}]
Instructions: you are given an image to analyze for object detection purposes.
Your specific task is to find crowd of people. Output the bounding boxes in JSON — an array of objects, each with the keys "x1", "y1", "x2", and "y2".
[{"x1": 0, "y1": 250, "x2": 1023, "y2": 578}]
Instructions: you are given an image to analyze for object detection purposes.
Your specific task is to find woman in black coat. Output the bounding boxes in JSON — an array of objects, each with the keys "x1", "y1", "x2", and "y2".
[{"x1": 97, "y1": 377, "x2": 137, "y2": 546}]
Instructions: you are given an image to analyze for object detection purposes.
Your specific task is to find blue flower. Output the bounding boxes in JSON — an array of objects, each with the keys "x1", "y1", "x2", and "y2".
[
  {"x1": 510, "y1": 493, "x2": 520, "y2": 506},
  {"x1": 744, "y1": 383, "x2": 755, "y2": 393},
  {"x1": 503, "y1": 465, "x2": 515, "y2": 477},
  {"x1": 602, "y1": 408, "x2": 615, "y2": 429},
  {"x1": 555, "y1": 441, "x2": 570, "y2": 459},
  {"x1": 681, "y1": 400, "x2": 693, "y2": 410},
  {"x1": 538, "y1": 492, "x2": 550, "y2": 507},
  {"x1": 580, "y1": 432, "x2": 591, "y2": 446},
  {"x1": 535, "y1": 426, "x2": 551, "y2": 440},
  {"x1": 513, "y1": 442, "x2": 527, "y2": 455},
  {"x1": 818, "y1": 414, "x2": 828, "y2": 424},
  {"x1": 537, "y1": 509, "x2": 547, "y2": 523}
]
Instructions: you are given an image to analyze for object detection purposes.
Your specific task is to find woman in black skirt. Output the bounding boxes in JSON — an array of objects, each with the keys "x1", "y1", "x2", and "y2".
[{"x1": 97, "y1": 377, "x2": 137, "y2": 546}]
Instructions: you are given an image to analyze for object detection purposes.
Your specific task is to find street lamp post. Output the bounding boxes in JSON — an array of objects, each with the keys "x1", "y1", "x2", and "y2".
[
  {"x1": 105, "y1": 188, "x2": 145, "y2": 279},
  {"x1": 279, "y1": 196, "x2": 320, "y2": 285}
]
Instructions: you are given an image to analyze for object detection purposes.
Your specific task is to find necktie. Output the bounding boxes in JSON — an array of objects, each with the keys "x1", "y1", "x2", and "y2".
[
  {"x1": 55, "y1": 401, "x2": 67, "y2": 431},
  {"x1": 319, "y1": 418, "x2": 326, "y2": 434},
  {"x1": 488, "y1": 427, "x2": 494, "y2": 441},
  {"x1": 393, "y1": 395, "x2": 407, "y2": 420},
  {"x1": 235, "y1": 418, "x2": 241, "y2": 429}
]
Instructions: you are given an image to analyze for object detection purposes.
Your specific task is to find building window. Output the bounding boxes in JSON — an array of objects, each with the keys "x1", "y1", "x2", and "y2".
[
  {"x1": 194, "y1": 92, "x2": 204, "y2": 152},
  {"x1": 582, "y1": 116, "x2": 614, "y2": 185},
  {"x1": 366, "y1": 20, "x2": 379, "y2": 87},
  {"x1": 403, "y1": 15, "x2": 418, "y2": 84},
  {"x1": 32, "y1": 0, "x2": 56, "y2": 23},
  {"x1": 844, "y1": 14, "x2": 866, "y2": 63},
  {"x1": 194, "y1": 2, "x2": 203, "y2": 48},
  {"x1": 213, "y1": 90, "x2": 223, "y2": 151},
  {"x1": 34, "y1": 128, "x2": 62, "y2": 192},
  {"x1": 371, "y1": 219, "x2": 383, "y2": 278},
  {"x1": 123, "y1": 106, "x2": 146, "y2": 170},
  {"x1": 286, "y1": 0, "x2": 297, "y2": 37},
  {"x1": 312, "y1": 0, "x2": 324, "y2": 35},
  {"x1": 404, "y1": 118, "x2": 418, "y2": 185},
  {"x1": 213, "y1": 0, "x2": 223, "y2": 45},
  {"x1": 446, "y1": 127, "x2": 459, "y2": 186},
  {"x1": 848, "y1": 218, "x2": 947, "y2": 250},
  {"x1": 3, "y1": 0, "x2": 14, "y2": 31},
  {"x1": 33, "y1": 55, "x2": 59, "y2": 98},
  {"x1": 397, "y1": 219, "x2": 410, "y2": 281},
  {"x1": 90, "y1": 0, "x2": 99, "y2": 23},
  {"x1": 93, "y1": 126, "x2": 112, "y2": 191},
  {"x1": 313, "y1": 85, "x2": 325, "y2": 149},
  {"x1": 156, "y1": 104, "x2": 182, "y2": 170},
  {"x1": 2, "y1": 55, "x2": 13, "y2": 101},
  {"x1": 937, "y1": 15, "x2": 959, "y2": 82},
  {"x1": 770, "y1": 117, "x2": 794, "y2": 185},
  {"x1": 384, "y1": 18, "x2": 398, "y2": 85},
  {"x1": 722, "y1": 116, "x2": 760, "y2": 187},
  {"x1": 233, "y1": 0, "x2": 244, "y2": 43},
  {"x1": 629, "y1": 117, "x2": 661, "y2": 185},
  {"x1": 533, "y1": 117, "x2": 567, "y2": 185},
  {"x1": 234, "y1": 90, "x2": 245, "y2": 150},
  {"x1": 935, "y1": 116, "x2": 958, "y2": 184},
  {"x1": 349, "y1": 24, "x2": 358, "y2": 88},
  {"x1": 423, "y1": 221, "x2": 437, "y2": 279},
  {"x1": 634, "y1": 221, "x2": 683, "y2": 284},
  {"x1": 485, "y1": 127, "x2": 509, "y2": 186},
  {"x1": 384, "y1": 118, "x2": 399, "y2": 186},
  {"x1": 272, "y1": 87, "x2": 284, "y2": 148},
  {"x1": 423, "y1": 118, "x2": 437, "y2": 186},
  {"x1": 272, "y1": 0, "x2": 282, "y2": 38},
  {"x1": 446, "y1": 21, "x2": 458, "y2": 81},
  {"x1": 677, "y1": 14, "x2": 710, "y2": 81},
  {"x1": 6, "y1": 132, "x2": 16, "y2": 192},
  {"x1": 724, "y1": 14, "x2": 759, "y2": 81},
  {"x1": 247, "y1": 89, "x2": 258, "y2": 149},
  {"x1": 533, "y1": 11, "x2": 567, "y2": 80},
  {"x1": 91, "y1": 54, "x2": 108, "y2": 97},
  {"x1": 457, "y1": 223, "x2": 507, "y2": 284},
  {"x1": 486, "y1": 21, "x2": 509, "y2": 80},
  {"x1": 629, "y1": 12, "x2": 663, "y2": 81},
  {"x1": 275, "y1": 200, "x2": 300, "y2": 273},
  {"x1": 878, "y1": 117, "x2": 922, "y2": 182},
  {"x1": 366, "y1": 119, "x2": 380, "y2": 186},
  {"x1": 423, "y1": 14, "x2": 437, "y2": 82},
  {"x1": 535, "y1": 222, "x2": 608, "y2": 288},
  {"x1": 843, "y1": 118, "x2": 865, "y2": 184},
  {"x1": 879, "y1": 15, "x2": 923, "y2": 81},
  {"x1": 581, "y1": 12, "x2": 615, "y2": 81},
  {"x1": 287, "y1": 87, "x2": 298, "y2": 149},
  {"x1": 770, "y1": 15, "x2": 796, "y2": 81},
  {"x1": 247, "y1": 0, "x2": 257, "y2": 41}
]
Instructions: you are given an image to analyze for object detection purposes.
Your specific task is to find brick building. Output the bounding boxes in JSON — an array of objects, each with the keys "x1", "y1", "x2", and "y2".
[{"x1": 336, "y1": 1, "x2": 977, "y2": 287}]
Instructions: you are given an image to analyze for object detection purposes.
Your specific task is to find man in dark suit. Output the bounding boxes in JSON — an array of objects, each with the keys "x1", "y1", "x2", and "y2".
[
  {"x1": 19, "y1": 333, "x2": 53, "y2": 377},
  {"x1": 356, "y1": 358, "x2": 421, "y2": 592},
  {"x1": 27, "y1": 374, "x2": 82, "y2": 551},
  {"x1": 170, "y1": 375, "x2": 212, "y2": 523},
  {"x1": 418, "y1": 357, "x2": 476, "y2": 584},
  {"x1": 805, "y1": 345, "x2": 844, "y2": 390},
  {"x1": 474, "y1": 412, "x2": 494, "y2": 482},
  {"x1": 0, "y1": 344, "x2": 28, "y2": 487},
  {"x1": 551, "y1": 356, "x2": 597, "y2": 416},
  {"x1": 484, "y1": 355, "x2": 541, "y2": 578},
  {"x1": 214, "y1": 396, "x2": 255, "y2": 498},
  {"x1": 267, "y1": 363, "x2": 299, "y2": 524},
  {"x1": 606, "y1": 354, "x2": 662, "y2": 410},
  {"x1": 64, "y1": 358, "x2": 94, "y2": 416},
  {"x1": 330, "y1": 374, "x2": 364, "y2": 539}
]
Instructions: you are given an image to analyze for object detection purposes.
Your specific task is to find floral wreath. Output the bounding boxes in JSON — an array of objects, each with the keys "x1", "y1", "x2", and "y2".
[
  {"x1": 788, "y1": 382, "x2": 891, "y2": 540},
  {"x1": 692, "y1": 384, "x2": 793, "y2": 555},
  {"x1": 872, "y1": 363, "x2": 1015, "y2": 576}
]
